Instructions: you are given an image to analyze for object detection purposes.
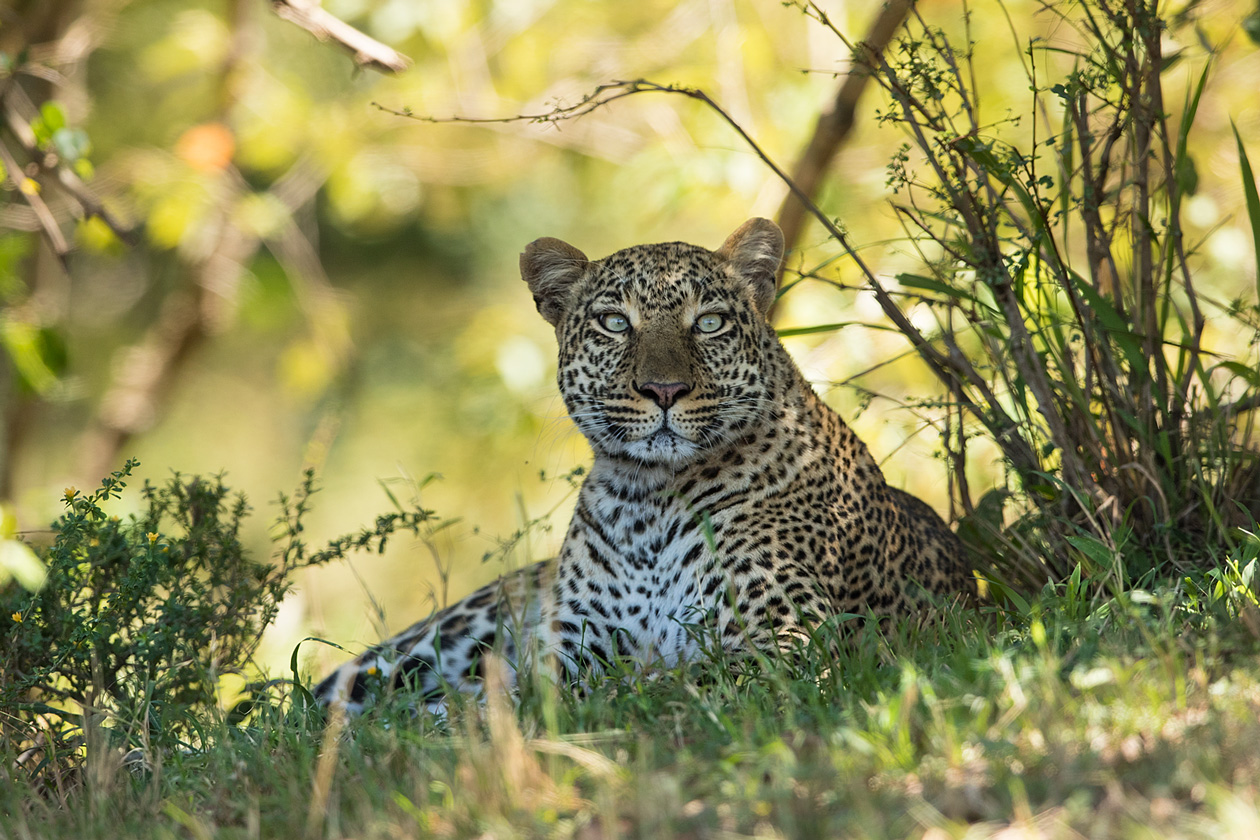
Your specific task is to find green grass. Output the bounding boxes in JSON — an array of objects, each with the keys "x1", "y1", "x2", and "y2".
[{"x1": 6, "y1": 562, "x2": 1260, "y2": 839}]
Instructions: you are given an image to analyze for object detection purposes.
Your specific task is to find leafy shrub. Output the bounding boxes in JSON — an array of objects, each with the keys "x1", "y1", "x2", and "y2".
[
  {"x1": 796, "y1": 0, "x2": 1260, "y2": 587},
  {"x1": 0, "y1": 459, "x2": 437, "y2": 780}
]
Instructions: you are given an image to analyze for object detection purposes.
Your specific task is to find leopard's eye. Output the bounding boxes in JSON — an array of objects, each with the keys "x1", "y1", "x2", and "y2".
[
  {"x1": 696, "y1": 313, "x2": 725, "y2": 333},
  {"x1": 598, "y1": 313, "x2": 630, "y2": 333}
]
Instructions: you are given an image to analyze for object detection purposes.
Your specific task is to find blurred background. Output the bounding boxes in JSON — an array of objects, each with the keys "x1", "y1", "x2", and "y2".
[{"x1": 2, "y1": 0, "x2": 1257, "y2": 677}]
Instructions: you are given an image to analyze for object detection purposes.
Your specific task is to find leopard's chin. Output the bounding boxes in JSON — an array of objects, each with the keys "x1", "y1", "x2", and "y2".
[{"x1": 621, "y1": 428, "x2": 702, "y2": 467}]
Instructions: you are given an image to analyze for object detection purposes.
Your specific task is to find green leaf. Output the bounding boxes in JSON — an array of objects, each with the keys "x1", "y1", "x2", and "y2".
[
  {"x1": 1175, "y1": 61, "x2": 1210, "y2": 195},
  {"x1": 1215, "y1": 360, "x2": 1260, "y2": 390},
  {"x1": 0, "y1": 233, "x2": 32, "y2": 300},
  {"x1": 1066, "y1": 535, "x2": 1114, "y2": 574},
  {"x1": 896, "y1": 272, "x2": 978, "y2": 304},
  {"x1": 1069, "y1": 272, "x2": 1147, "y2": 376},
  {"x1": 39, "y1": 101, "x2": 66, "y2": 133},
  {"x1": 1175, "y1": 154, "x2": 1198, "y2": 195},
  {"x1": 1244, "y1": 12, "x2": 1260, "y2": 45},
  {"x1": 290, "y1": 638, "x2": 320, "y2": 710},
  {"x1": 775, "y1": 321, "x2": 902, "y2": 338},
  {"x1": 955, "y1": 488, "x2": 1008, "y2": 556},
  {"x1": 1066, "y1": 562, "x2": 1085, "y2": 600},
  {"x1": 986, "y1": 577, "x2": 1031, "y2": 614},
  {"x1": 1058, "y1": 100, "x2": 1076, "y2": 223},
  {"x1": 31, "y1": 101, "x2": 67, "y2": 146},
  {"x1": 51, "y1": 127, "x2": 90, "y2": 162},
  {"x1": 1231, "y1": 121, "x2": 1260, "y2": 305}
]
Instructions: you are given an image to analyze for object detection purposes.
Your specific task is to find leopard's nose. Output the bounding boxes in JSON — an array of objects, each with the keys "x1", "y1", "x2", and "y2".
[{"x1": 634, "y1": 381, "x2": 692, "y2": 409}]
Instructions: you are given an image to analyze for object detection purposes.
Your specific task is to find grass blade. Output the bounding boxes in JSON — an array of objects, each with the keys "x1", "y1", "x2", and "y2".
[{"x1": 1231, "y1": 120, "x2": 1260, "y2": 304}]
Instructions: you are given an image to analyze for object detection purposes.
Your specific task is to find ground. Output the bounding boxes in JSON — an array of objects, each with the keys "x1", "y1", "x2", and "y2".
[{"x1": 7, "y1": 566, "x2": 1260, "y2": 840}]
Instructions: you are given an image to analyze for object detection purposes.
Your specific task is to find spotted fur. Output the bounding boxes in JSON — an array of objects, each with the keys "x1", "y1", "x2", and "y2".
[{"x1": 313, "y1": 218, "x2": 974, "y2": 712}]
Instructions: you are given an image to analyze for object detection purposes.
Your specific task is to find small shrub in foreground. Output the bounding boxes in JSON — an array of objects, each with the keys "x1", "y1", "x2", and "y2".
[{"x1": 0, "y1": 459, "x2": 437, "y2": 786}]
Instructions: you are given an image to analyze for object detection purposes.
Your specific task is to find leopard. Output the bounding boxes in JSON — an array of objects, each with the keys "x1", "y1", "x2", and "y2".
[{"x1": 313, "y1": 217, "x2": 975, "y2": 713}]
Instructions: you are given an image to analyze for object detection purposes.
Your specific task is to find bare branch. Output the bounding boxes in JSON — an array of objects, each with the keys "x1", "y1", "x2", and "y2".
[
  {"x1": 372, "y1": 80, "x2": 686, "y2": 125},
  {"x1": 270, "y1": 0, "x2": 411, "y2": 75}
]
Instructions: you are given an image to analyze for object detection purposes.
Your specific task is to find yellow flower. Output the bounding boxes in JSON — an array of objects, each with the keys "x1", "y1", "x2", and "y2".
[
  {"x1": 147, "y1": 532, "x2": 159, "y2": 545},
  {"x1": 10, "y1": 612, "x2": 22, "y2": 623},
  {"x1": 64, "y1": 487, "x2": 78, "y2": 502},
  {"x1": 366, "y1": 666, "x2": 380, "y2": 676}
]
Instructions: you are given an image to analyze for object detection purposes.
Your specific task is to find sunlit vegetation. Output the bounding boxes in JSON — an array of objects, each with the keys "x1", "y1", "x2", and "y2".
[{"x1": 3, "y1": 0, "x2": 1260, "y2": 834}]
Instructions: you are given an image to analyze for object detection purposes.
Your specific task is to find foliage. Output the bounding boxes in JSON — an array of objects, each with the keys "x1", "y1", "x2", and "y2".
[
  {"x1": 784, "y1": 0, "x2": 1260, "y2": 587},
  {"x1": 0, "y1": 461, "x2": 438, "y2": 783},
  {"x1": 5, "y1": 557, "x2": 1260, "y2": 836}
]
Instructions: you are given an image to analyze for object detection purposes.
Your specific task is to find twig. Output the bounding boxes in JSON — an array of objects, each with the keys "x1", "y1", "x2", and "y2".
[
  {"x1": 0, "y1": 78, "x2": 138, "y2": 246},
  {"x1": 372, "y1": 80, "x2": 689, "y2": 125},
  {"x1": 271, "y1": 0, "x2": 411, "y2": 74},
  {"x1": 0, "y1": 138, "x2": 69, "y2": 256},
  {"x1": 52, "y1": 165, "x2": 137, "y2": 245}
]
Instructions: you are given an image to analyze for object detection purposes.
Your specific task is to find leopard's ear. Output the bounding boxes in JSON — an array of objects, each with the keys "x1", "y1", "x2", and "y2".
[
  {"x1": 716, "y1": 217, "x2": 784, "y2": 317},
  {"x1": 521, "y1": 237, "x2": 590, "y2": 327}
]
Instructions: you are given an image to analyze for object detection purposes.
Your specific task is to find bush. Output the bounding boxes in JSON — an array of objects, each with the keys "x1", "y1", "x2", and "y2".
[
  {"x1": 795, "y1": 0, "x2": 1260, "y2": 588},
  {"x1": 0, "y1": 460, "x2": 437, "y2": 783}
]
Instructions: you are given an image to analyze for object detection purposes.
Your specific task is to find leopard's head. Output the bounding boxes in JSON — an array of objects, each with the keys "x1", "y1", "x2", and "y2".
[{"x1": 521, "y1": 218, "x2": 785, "y2": 467}]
